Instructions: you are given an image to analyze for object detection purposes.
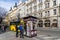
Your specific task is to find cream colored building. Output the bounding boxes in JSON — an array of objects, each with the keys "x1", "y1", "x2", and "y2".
[
  {"x1": 5, "y1": 0, "x2": 60, "y2": 28},
  {"x1": 19, "y1": 0, "x2": 60, "y2": 28}
]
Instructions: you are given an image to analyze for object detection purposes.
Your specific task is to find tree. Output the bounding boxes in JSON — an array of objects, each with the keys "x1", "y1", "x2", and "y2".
[
  {"x1": 0, "y1": 7, "x2": 7, "y2": 24},
  {"x1": 0, "y1": 7, "x2": 7, "y2": 17}
]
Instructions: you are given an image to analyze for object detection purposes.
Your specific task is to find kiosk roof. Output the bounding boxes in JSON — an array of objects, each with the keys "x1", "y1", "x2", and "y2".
[{"x1": 23, "y1": 16, "x2": 38, "y2": 19}]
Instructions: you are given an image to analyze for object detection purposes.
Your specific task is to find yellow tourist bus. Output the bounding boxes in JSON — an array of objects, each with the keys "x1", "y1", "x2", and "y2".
[{"x1": 10, "y1": 21, "x2": 20, "y2": 32}]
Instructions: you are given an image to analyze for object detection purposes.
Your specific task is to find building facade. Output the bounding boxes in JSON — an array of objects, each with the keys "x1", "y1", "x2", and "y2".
[
  {"x1": 23, "y1": 0, "x2": 60, "y2": 28},
  {"x1": 5, "y1": 0, "x2": 60, "y2": 28}
]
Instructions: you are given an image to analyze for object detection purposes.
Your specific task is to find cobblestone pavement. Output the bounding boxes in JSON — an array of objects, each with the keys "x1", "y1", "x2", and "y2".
[{"x1": 0, "y1": 31, "x2": 60, "y2": 40}]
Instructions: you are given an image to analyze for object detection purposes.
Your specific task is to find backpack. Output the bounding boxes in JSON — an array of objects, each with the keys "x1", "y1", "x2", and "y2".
[{"x1": 19, "y1": 25, "x2": 23, "y2": 31}]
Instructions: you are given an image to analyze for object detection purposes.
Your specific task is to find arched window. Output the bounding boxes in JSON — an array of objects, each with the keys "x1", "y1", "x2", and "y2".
[
  {"x1": 38, "y1": 20, "x2": 43, "y2": 27},
  {"x1": 45, "y1": 20, "x2": 50, "y2": 27},
  {"x1": 45, "y1": 20, "x2": 50, "y2": 23},
  {"x1": 53, "y1": 19, "x2": 57, "y2": 21},
  {"x1": 39, "y1": 20, "x2": 43, "y2": 23},
  {"x1": 52, "y1": 19, "x2": 57, "y2": 27}
]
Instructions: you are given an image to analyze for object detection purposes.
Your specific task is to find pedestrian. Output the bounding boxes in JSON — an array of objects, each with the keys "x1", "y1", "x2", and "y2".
[
  {"x1": 16, "y1": 25, "x2": 19, "y2": 37},
  {"x1": 19, "y1": 24, "x2": 24, "y2": 38},
  {"x1": 2, "y1": 25, "x2": 4, "y2": 32},
  {"x1": 4, "y1": 25, "x2": 7, "y2": 32},
  {"x1": 24, "y1": 23, "x2": 27, "y2": 35},
  {"x1": 0, "y1": 25, "x2": 1, "y2": 30},
  {"x1": 0, "y1": 25, "x2": 2, "y2": 31}
]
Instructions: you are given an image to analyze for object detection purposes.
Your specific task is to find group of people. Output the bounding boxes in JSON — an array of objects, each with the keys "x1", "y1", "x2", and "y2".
[
  {"x1": 0, "y1": 25, "x2": 8, "y2": 32},
  {"x1": 16, "y1": 24, "x2": 24, "y2": 38}
]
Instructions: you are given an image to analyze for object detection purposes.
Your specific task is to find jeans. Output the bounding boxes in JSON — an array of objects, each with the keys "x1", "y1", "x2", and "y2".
[
  {"x1": 16, "y1": 31, "x2": 18, "y2": 37},
  {"x1": 20, "y1": 30, "x2": 24, "y2": 38}
]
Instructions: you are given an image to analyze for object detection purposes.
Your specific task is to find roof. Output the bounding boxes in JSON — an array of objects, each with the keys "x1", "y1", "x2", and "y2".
[{"x1": 23, "y1": 16, "x2": 38, "y2": 19}]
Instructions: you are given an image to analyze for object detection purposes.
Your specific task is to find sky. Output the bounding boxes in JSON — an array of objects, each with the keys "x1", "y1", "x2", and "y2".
[{"x1": 0, "y1": 0, "x2": 26, "y2": 11}]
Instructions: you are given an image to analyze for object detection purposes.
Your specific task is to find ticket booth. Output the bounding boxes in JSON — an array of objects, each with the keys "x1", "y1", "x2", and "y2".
[{"x1": 23, "y1": 16, "x2": 38, "y2": 38}]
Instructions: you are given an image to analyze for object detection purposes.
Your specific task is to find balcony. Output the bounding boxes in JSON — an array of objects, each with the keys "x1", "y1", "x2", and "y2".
[
  {"x1": 44, "y1": 0, "x2": 50, "y2": 3},
  {"x1": 45, "y1": 3, "x2": 50, "y2": 9},
  {"x1": 43, "y1": 15, "x2": 50, "y2": 19}
]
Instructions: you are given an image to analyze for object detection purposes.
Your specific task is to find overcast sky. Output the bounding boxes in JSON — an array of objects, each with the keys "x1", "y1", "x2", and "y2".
[{"x1": 0, "y1": 0, "x2": 26, "y2": 11}]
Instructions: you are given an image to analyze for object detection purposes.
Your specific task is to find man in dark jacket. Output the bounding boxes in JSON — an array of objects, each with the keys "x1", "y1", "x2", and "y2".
[
  {"x1": 4, "y1": 25, "x2": 7, "y2": 32},
  {"x1": 16, "y1": 25, "x2": 19, "y2": 37},
  {"x1": 0, "y1": 25, "x2": 1, "y2": 33},
  {"x1": 0, "y1": 25, "x2": 1, "y2": 30}
]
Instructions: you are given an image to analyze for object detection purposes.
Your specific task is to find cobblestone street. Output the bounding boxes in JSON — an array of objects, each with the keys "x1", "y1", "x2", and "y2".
[
  {"x1": 0, "y1": 31, "x2": 60, "y2": 40},
  {"x1": 0, "y1": 31, "x2": 37, "y2": 40}
]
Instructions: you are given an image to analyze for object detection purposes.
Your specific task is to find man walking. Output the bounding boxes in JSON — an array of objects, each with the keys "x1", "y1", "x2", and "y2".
[
  {"x1": 4, "y1": 25, "x2": 7, "y2": 32},
  {"x1": 16, "y1": 25, "x2": 19, "y2": 37},
  {"x1": 19, "y1": 24, "x2": 24, "y2": 38},
  {"x1": 0, "y1": 25, "x2": 1, "y2": 30}
]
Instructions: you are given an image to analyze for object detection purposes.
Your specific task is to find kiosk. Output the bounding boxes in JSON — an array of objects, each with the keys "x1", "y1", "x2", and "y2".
[{"x1": 23, "y1": 16, "x2": 38, "y2": 37}]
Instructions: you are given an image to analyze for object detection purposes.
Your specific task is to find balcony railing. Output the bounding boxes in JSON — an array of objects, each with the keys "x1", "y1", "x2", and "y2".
[{"x1": 45, "y1": 0, "x2": 50, "y2": 3}]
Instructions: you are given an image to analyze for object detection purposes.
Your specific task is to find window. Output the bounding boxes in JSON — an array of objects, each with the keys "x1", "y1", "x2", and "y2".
[
  {"x1": 45, "y1": 11, "x2": 47, "y2": 17},
  {"x1": 48, "y1": 3, "x2": 49, "y2": 8},
  {"x1": 39, "y1": 5, "x2": 42, "y2": 10},
  {"x1": 53, "y1": 0, "x2": 56, "y2": 6},
  {"x1": 45, "y1": 11, "x2": 50, "y2": 17},
  {"x1": 48, "y1": 11, "x2": 50, "y2": 16},
  {"x1": 34, "y1": 1, "x2": 37, "y2": 5},
  {"x1": 45, "y1": 3, "x2": 50, "y2": 8},
  {"x1": 34, "y1": 6, "x2": 37, "y2": 11},
  {"x1": 41, "y1": 13, "x2": 42, "y2": 17},
  {"x1": 53, "y1": 9, "x2": 56, "y2": 15},
  {"x1": 39, "y1": 13, "x2": 42, "y2": 17},
  {"x1": 45, "y1": 4, "x2": 47, "y2": 8}
]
